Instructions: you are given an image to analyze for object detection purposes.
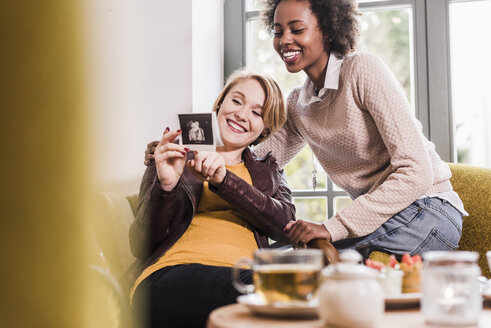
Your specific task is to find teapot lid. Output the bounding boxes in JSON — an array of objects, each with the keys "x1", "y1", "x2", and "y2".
[{"x1": 322, "y1": 250, "x2": 378, "y2": 278}]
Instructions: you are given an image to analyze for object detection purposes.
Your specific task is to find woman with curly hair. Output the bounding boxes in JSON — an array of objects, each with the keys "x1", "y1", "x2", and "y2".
[
  {"x1": 145, "y1": 0, "x2": 466, "y2": 260},
  {"x1": 257, "y1": 0, "x2": 466, "y2": 258}
]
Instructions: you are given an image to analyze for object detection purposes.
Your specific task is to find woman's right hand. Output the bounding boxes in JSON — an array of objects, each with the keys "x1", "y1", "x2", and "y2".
[
  {"x1": 154, "y1": 128, "x2": 189, "y2": 191},
  {"x1": 144, "y1": 140, "x2": 159, "y2": 165}
]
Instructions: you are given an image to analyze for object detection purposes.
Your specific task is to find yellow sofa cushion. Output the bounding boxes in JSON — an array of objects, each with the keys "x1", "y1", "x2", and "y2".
[{"x1": 448, "y1": 163, "x2": 491, "y2": 278}]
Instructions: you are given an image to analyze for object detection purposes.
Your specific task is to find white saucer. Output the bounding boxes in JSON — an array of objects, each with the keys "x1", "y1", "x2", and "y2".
[
  {"x1": 237, "y1": 294, "x2": 318, "y2": 318},
  {"x1": 384, "y1": 292, "x2": 421, "y2": 305}
]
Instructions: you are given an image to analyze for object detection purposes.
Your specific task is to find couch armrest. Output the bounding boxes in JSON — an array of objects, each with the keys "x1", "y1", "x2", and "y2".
[{"x1": 93, "y1": 192, "x2": 137, "y2": 282}]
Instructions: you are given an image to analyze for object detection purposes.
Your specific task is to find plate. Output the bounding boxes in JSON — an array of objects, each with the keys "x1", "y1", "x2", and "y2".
[
  {"x1": 237, "y1": 294, "x2": 318, "y2": 318},
  {"x1": 385, "y1": 292, "x2": 421, "y2": 305}
]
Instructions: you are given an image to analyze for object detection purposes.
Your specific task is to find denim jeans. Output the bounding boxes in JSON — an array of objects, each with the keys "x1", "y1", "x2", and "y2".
[{"x1": 332, "y1": 197, "x2": 463, "y2": 259}]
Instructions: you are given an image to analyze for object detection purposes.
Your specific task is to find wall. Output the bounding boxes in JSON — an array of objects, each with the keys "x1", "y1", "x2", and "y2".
[
  {"x1": 85, "y1": 0, "x2": 193, "y2": 195},
  {"x1": 192, "y1": 0, "x2": 224, "y2": 113},
  {"x1": 85, "y1": 0, "x2": 224, "y2": 195}
]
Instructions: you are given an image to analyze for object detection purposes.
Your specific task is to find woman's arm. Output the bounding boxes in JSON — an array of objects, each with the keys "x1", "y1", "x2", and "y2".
[
  {"x1": 130, "y1": 129, "x2": 191, "y2": 259},
  {"x1": 129, "y1": 164, "x2": 193, "y2": 259},
  {"x1": 209, "y1": 163, "x2": 295, "y2": 243},
  {"x1": 186, "y1": 150, "x2": 294, "y2": 242}
]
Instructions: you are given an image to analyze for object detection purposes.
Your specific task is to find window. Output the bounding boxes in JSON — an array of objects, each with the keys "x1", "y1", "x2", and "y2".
[
  {"x1": 225, "y1": 0, "x2": 491, "y2": 222},
  {"x1": 357, "y1": 5, "x2": 414, "y2": 110},
  {"x1": 449, "y1": 0, "x2": 491, "y2": 167}
]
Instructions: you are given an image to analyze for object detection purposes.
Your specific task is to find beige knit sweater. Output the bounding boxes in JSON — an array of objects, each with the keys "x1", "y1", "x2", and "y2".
[{"x1": 255, "y1": 52, "x2": 456, "y2": 242}]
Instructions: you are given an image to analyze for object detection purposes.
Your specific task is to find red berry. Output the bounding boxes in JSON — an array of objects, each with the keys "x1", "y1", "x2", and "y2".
[
  {"x1": 388, "y1": 255, "x2": 398, "y2": 268},
  {"x1": 365, "y1": 259, "x2": 384, "y2": 270},
  {"x1": 411, "y1": 254, "x2": 422, "y2": 263},
  {"x1": 402, "y1": 253, "x2": 414, "y2": 266}
]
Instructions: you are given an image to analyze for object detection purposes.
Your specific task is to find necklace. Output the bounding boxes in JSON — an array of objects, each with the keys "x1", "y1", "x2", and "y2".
[{"x1": 312, "y1": 152, "x2": 317, "y2": 191}]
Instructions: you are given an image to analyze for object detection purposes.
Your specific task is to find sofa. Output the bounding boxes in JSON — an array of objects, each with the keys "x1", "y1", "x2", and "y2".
[
  {"x1": 447, "y1": 163, "x2": 491, "y2": 278},
  {"x1": 90, "y1": 163, "x2": 491, "y2": 324}
]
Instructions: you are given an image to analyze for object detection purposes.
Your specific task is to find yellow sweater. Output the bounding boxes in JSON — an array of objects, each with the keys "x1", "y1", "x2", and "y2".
[{"x1": 130, "y1": 163, "x2": 258, "y2": 299}]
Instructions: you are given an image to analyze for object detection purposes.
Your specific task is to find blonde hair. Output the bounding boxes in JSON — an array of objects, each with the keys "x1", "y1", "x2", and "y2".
[{"x1": 212, "y1": 69, "x2": 286, "y2": 146}]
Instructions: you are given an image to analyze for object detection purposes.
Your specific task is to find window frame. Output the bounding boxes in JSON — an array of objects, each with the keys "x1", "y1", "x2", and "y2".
[{"x1": 224, "y1": 0, "x2": 460, "y2": 219}]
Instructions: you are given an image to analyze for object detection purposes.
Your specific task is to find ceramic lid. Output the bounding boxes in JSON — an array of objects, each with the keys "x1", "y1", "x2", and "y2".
[{"x1": 322, "y1": 250, "x2": 378, "y2": 278}]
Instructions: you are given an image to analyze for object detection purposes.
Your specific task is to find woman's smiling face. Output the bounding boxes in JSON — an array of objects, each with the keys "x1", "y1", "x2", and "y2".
[
  {"x1": 272, "y1": 0, "x2": 328, "y2": 78},
  {"x1": 217, "y1": 78, "x2": 266, "y2": 150}
]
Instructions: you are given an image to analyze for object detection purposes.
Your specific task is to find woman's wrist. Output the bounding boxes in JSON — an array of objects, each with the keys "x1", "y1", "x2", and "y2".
[
  {"x1": 208, "y1": 169, "x2": 227, "y2": 187},
  {"x1": 160, "y1": 180, "x2": 178, "y2": 192},
  {"x1": 325, "y1": 229, "x2": 332, "y2": 242}
]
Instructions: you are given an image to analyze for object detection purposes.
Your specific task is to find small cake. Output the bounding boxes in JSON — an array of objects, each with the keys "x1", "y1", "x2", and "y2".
[
  {"x1": 377, "y1": 267, "x2": 404, "y2": 295},
  {"x1": 366, "y1": 255, "x2": 403, "y2": 295},
  {"x1": 400, "y1": 253, "x2": 422, "y2": 293},
  {"x1": 366, "y1": 252, "x2": 423, "y2": 294}
]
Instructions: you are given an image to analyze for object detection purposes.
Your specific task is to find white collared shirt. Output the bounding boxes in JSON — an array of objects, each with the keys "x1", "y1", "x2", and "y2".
[{"x1": 297, "y1": 52, "x2": 344, "y2": 106}]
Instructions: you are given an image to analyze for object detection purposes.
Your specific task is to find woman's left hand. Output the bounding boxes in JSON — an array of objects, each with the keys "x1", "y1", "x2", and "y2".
[
  {"x1": 284, "y1": 219, "x2": 332, "y2": 246},
  {"x1": 187, "y1": 151, "x2": 226, "y2": 186}
]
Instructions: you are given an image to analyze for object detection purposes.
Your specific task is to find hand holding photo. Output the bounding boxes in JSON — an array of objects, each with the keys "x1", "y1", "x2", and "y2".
[{"x1": 178, "y1": 113, "x2": 222, "y2": 151}]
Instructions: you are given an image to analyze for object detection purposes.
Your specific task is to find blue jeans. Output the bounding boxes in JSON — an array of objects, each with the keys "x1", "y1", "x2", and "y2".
[{"x1": 332, "y1": 197, "x2": 463, "y2": 259}]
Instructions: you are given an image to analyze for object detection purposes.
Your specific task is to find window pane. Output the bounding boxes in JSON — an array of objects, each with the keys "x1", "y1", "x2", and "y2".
[
  {"x1": 334, "y1": 197, "x2": 352, "y2": 213},
  {"x1": 246, "y1": 18, "x2": 306, "y2": 97},
  {"x1": 358, "y1": 7, "x2": 414, "y2": 108},
  {"x1": 333, "y1": 182, "x2": 343, "y2": 192},
  {"x1": 245, "y1": 0, "x2": 264, "y2": 11},
  {"x1": 449, "y1": 0, "x2": 491, "y2": 167},
  {"x1": 293, "y1": 197, "x2": 327, "y2": 223}
]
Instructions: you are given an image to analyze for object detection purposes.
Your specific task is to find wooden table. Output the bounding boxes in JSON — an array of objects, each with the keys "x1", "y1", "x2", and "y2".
[{"x1": 207, "y1": 303, "x2": 491, "y2": 328}]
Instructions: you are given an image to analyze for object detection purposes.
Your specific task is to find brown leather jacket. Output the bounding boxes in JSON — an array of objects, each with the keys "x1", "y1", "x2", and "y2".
[{"x1": 127, "y1": 148, "x2": 295, "y2": 284}]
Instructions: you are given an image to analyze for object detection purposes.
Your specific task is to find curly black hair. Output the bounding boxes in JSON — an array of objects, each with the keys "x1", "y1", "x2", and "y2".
[{"x1": 262, "y1": 0, "x2": 361, "y2": 56}]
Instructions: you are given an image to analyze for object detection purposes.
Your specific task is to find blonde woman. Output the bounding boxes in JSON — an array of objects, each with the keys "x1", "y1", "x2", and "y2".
[{"x1": 130, "y1": 70, "x2": 291, "y2": 328}]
